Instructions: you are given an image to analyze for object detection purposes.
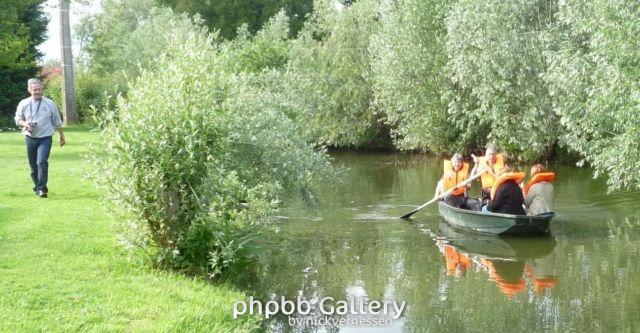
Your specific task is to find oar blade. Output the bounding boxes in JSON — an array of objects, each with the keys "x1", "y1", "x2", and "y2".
[{"x1": 400, "y1": 210, "x2": 418, "y2": 220}]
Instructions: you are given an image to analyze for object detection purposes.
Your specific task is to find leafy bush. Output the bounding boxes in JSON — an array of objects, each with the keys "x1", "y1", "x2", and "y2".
[
  {"x1": 44, "y1": 69, "x2": 113, "y2": 123},
  {"x1": 369, "y1": 0, "x2": 455, "y2": 153},
  {"x1": 546, "y1": 0, "x2": 640, "y2": 190},
  {"x1": 227, "y1": 11, "x2": 292, "y2": 73},
  {"x1": 157, "y1": 0, "x2": 313, "y2": 40},
  {"x1": 444, "y1": 0, "x2": 560, "y2": 161},
  {"x1": 77, "y1": 1, "x2": 209, "y2": 121},
  {"x1": 283, "y1": 0, "x2": 388, "y2": 148},
  {"x1": 96, "y1": 18, "x2": 334, "y2": 278},
  {"x1": 43, "y1": 75, "x2": 62, "y2": 111}
]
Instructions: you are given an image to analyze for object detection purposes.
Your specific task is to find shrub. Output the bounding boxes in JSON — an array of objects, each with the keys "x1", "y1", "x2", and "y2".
[
  {"x1": 546, "y1": 0, "x2": 640, "y2": 190},
  {"x1": 369, "y1": 0, "x2": 456, "y2": 153},
  {"x1": 44, "y1": 69, "x2": 115, "y2": 124},
  {"x1": 43, "y1": 75, "x2": 62, "y2": 109},
  {"x1": 77, "y1": 2, "x2": 210, "y2": 123},
  {"x1": 444, "y1": 0, "x2": 560, "y2": 161},
  {"x1": 96, "y1": 20, "x2": 333, "y2": 278},
  {"x1": 228, "y1": 11, "x2": 292, "y2": 73},
  {"x1": 283, "y1": 0, "x2": 387, "y2": 148}
]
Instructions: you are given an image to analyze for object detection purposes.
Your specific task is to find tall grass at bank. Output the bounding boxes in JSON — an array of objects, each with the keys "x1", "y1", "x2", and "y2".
[{"x1": 0, "y1": 127, "x2": 260, "y2": 332}]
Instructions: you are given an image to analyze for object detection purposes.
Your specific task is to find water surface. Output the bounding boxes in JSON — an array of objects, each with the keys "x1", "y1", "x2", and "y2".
[{"x1": 240, "y1": 153, "x2": 640, "y2": 332}]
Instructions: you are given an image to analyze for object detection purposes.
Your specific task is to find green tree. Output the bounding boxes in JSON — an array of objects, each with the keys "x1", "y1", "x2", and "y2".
[
  {"x1": 76, "y1": 0, "x2": 209, "y2": 119},
  {"x1": 546, "y1": 0, "x2": 640, "y2": 190},
  {"x1": 444, "y1": 0, "x2": 560, "y2": 161},
  {"x1": 156, "y1": 0, "x2": 313, "y2": 40},
  {"x1": 0, "y1": 0, "x2": 48, "y2": 121},
  {"x1": 284, "y1": 0, "x2": 388, "y2": 148},
  {"x1": 225, "y1": 10, "x2": 292, "y2": 73},
  {"x1": 78, "y1": 0, "x2": 184, "y2": 78},
  {"x1": 370, "y1": 0, "x2": 456, "y2": 153}
]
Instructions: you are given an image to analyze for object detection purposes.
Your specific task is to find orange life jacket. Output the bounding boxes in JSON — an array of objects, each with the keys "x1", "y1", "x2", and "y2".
[
  {"x1": 490, "y1": 172, "x2": 525, "y2": 200},
  {"x1": 481, "y1": 259, "x2": 526, "y2": 299},
  {"x1": 444, "y1": 245, "x2": 472, "y2": 276},
  {"x1": 525, "y1": 265, "x2": 557, "y2": 294},
  {"x1": 494, "y1": 276, "x2": 526, "y2": 299},
  {"x1": 443, "y1": 160, "x2": 470, "y2": 196},
  {"x1": 523, "y1": 172, "x2": 556, "y2": 195},
  {"x1": 478, "y1": 154, "x2": 505, "y2": 189}
]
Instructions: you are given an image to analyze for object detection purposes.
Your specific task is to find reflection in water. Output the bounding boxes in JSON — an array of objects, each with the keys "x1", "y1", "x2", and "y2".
[
  {"x1": 234, "y1": 153, "x2": 640, "y2": 332},
  {"x1": 435, "y1": 223, "x2": 558, "y2": 299},
  {"x1": 480, "y1": 259, "x2": 527, "y2": 298},
  {"x1": 439, "y1": 242, "x2": 472, "y2": 277},
  {"x1": 526, "y1": 258, "x2": 558, "y2": 295}
]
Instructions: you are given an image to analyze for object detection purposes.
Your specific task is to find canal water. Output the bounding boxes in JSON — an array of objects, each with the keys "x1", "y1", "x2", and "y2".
[{"x1": 239, "y1": 152, "x2": 640, "y2": 332}]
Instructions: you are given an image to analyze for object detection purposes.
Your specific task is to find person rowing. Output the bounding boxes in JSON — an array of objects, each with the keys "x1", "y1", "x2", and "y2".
[
  {"x1": 401, "y1": 154, "x2": 484, "y2": 219},
  {"x1": 435, "y1": 153, "x2": 470, "y2": 209}
]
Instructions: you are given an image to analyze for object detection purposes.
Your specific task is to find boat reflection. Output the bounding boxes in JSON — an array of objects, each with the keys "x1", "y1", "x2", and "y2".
[{"x1": 436, "y1": 222, "x2": 558, "y2": 299}]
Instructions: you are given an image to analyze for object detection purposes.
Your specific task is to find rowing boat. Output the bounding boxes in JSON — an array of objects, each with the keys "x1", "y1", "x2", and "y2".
[{"x1": 437, "y1": 201, "x2": 554, "y2": 235}]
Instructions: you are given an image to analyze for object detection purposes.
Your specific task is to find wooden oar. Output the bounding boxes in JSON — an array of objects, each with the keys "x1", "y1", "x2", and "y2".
[{"x1": 400, "y1": 171, "x2": 483, "y2": 219}]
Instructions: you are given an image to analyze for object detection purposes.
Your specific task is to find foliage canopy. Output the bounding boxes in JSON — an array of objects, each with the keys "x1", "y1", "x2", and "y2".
[
  {"x1": 156, "y1": 0, "x2": 313, "y2": 40},
  {"x1": 0, "y1": 0, "x2": 47, "y2": 121}
]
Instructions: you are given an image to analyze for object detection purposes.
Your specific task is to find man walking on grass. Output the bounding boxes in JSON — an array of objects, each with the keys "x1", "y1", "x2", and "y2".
[{"x1": 14, "y1": 78, "x2": 65, "y2": 198}]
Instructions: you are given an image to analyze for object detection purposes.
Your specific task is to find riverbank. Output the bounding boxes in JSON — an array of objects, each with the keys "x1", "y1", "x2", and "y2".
[{"x1": 0, "y1": 127, "x2": 260, "y2": 331}]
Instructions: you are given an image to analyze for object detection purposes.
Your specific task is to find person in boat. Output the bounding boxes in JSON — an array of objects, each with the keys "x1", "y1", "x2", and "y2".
[
  {"x1": 523, "y1": 164, "x2": 555, "y2": 215},
  {"x1": 435, "y1": 153, "x2": 470, "y2": 209},
  {"x1": 471, "y1": 145, "x2": 506, "y2": 206},
  {"x1": 484, "y1": 167, "x2": 526, "y2": 215}
]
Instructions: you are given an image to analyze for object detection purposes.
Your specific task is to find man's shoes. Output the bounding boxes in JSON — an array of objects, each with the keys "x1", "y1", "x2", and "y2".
[{"x1": 37, "y1": 190, "x2": 48, "y2": 198}]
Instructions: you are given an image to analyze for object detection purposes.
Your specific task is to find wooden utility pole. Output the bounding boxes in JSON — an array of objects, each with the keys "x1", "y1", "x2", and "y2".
[{"x1": 59, "y1": 0, "x2": 77, "y2": 124}]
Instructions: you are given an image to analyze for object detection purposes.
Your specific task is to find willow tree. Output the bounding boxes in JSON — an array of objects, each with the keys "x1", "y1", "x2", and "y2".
[
  {"x1": 0, "y1": 0, "x2": 47, "y2": 120},
  {"x1": 284, "y1": 0, "x2": 387, "y2": 148},
  {"x1": 97, "y1": 15, "x2": 335, "y2": 278},
  {"x1": 369, "y1": 0, "x2": 457, "y2": 153},
  {"x1": 445, "y1": 0, "x2": 560, "y2": 161},
  {"x1": 156, "y1": 0, "x2": 313, "y2": 40},
  {"x1": 546, "y1": 0, "x2": 640, "y2": 191}
]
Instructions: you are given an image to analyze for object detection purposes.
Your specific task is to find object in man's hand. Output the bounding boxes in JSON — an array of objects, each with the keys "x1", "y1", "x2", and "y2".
[{"x1": 27, "y1": 122, "x2": 37, "y2": 133}]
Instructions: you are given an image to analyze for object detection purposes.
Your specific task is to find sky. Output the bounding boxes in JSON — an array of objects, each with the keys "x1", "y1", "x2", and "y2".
[{"x1": 38, "y1": 0, "x2": 102, "y2": 62}]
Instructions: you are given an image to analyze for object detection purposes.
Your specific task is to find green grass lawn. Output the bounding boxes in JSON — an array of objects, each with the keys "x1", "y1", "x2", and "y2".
[{"x1": 0, "y1": 127, "x2": 260, "y2": 332}]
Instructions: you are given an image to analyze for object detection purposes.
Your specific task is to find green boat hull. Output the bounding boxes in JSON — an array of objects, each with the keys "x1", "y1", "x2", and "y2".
[{"x1": 438, "y1": 201, "x2": 554, "y2": 235}]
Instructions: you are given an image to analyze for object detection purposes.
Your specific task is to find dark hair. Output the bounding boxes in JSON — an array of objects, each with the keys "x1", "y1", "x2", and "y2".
[{"x1": 530, "y1": 164, "x2": 546, "y2": 176}]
